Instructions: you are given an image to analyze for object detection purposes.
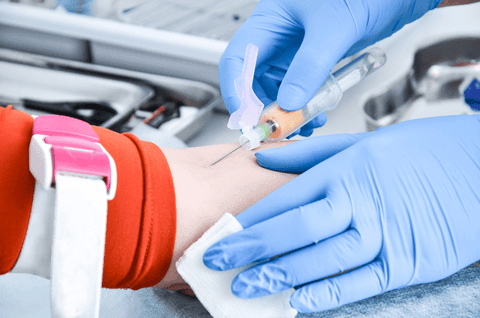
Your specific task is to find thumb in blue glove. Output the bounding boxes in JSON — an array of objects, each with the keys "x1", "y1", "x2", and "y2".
[
  {"x1": 204, "y1": 115, "x2": 480, "y2": 313},
  {"x1": 220, "y1": 0, "x2": 442, "y2": 137}
]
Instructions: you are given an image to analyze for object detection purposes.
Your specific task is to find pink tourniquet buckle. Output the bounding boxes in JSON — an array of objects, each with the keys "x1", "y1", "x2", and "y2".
[{"x1": 29, "y1": 115, "x2": 117, "y2": 200}]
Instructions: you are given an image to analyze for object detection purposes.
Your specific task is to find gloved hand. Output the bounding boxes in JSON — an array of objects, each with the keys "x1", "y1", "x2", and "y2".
[
  {"x1": 56, "y1": 0, "x2": 93, "y2": 15},
  {"x1": 220, "y1": 0, "x2": 442, "y2": 137},
  {"x1": 203, "y1": 115, "x2": 480, "y2": 313}
]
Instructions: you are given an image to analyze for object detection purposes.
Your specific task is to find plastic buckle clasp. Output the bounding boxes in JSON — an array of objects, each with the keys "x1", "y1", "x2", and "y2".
[{"x1": 29, "y1": 115, "x2": 117, "y2": 200}]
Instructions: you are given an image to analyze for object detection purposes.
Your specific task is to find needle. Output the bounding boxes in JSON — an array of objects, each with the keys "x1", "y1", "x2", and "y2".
[{"x1": 211, "y1": 143, "x2": 245, "y2": 166}]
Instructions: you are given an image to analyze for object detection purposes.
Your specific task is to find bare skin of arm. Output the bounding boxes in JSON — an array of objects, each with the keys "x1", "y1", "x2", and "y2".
[{"x1": 155, "y1": 141, "x2": 297, "y2": 295}]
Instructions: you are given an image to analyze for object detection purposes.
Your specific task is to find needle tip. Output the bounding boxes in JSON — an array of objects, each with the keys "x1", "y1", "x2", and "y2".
[{"x1": 210, "y1": 144, "x2": 244, "y2": 166}]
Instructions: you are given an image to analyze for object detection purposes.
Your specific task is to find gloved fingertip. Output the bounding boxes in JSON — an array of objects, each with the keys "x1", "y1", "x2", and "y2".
[
  {"x1": 255, "y1": 150, "x2": 304, "y2": 173},
  {"x1": 277, "y1": 88, "x2": 308, "y2": 112},
  {"x1": 203, "y1": 245, "x2": 228, "y2": 271},
  {"x1": 255, "y1": 144, "x2": 289, "y2": 162},
  {"x1": 286, "y1": 129, "x2": 301, "y2": 139},
  {"x1": 299, "y1": 128, "x2": 314, "y2": 137},
  {"x1": 301, "y1": 114, "x2": 327, "y2": 131},
  {"x1": 231, "y1": 274, "x2": 248, "y2": 298},
  {"x1": 232, "y1": 273, "x2": 267, "y2": 299},
  {"x1": 231, "y1": 277, "x2": 250, "y2": 299},
  {"x1": 290, "y1": 290, "x2": 311, "y2": 313},
  {"x1": 280, "y1": 104, "x2": 303, "y2": 112},
  {"x1": 222, "y1": 95, "x2": 242, "y2": 115},
  {"x1": 254, "y1": 150, "x2": 275, "y2": 168},
  {"x1": 314, "y1": 113, "x2": 328, "y2": 127}
]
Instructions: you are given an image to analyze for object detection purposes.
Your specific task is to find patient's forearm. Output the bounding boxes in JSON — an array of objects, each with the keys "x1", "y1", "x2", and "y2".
[
  {"x1": 0, "y1": 105, "x2": 294, "y2": 291},
  {"x1": 156, "y1": 141, "x2": 297, "y2": 292}
]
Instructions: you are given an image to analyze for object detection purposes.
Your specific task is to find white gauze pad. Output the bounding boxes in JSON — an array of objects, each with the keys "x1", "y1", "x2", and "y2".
[{"x1": 176, "y1": 213, "x2": 298, "y2": 318}]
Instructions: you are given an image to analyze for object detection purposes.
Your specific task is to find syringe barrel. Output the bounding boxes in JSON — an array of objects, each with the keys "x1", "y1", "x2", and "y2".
[
  {"x1": 257, "y1": 48, "x2": 386, "y2": 142},
  {"x1": 333, "y1": 47, "x2": 387, "y2": 92},
  {"x1": 258, "y1": 73, "x2": 342, "y2": 142}
]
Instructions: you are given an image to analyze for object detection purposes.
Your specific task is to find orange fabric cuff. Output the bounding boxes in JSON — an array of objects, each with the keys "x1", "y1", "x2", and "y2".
[
  {"x1": 0, "y1": 106, "x2": 177, "y2": 289},
  {"x1": 0, "y1": 106, "x2": 36, "y2": 275}
]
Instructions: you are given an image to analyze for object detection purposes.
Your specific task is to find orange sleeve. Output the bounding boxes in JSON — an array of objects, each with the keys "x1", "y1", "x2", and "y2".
[{"x1": 0, "y1": 106, "x2": 177, "y2": 290}]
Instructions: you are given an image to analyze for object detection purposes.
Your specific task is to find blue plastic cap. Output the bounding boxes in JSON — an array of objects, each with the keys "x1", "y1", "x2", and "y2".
[{"x1": 464, "y1": 78, "x2": 480, "y2": 111}]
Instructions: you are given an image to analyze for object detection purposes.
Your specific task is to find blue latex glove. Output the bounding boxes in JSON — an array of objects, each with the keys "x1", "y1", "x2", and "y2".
[
  {"x1": 204, "y1": 115, "x2": 480, "y2": 313},
  {"x1": 56, "y1": 0, "x2": 93, "y2": 15},
  {"x1": 220, "y1": 0, "x2": 442, "y2": 137}
]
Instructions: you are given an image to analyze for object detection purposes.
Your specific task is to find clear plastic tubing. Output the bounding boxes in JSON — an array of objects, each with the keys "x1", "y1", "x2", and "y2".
[{"x1": 239, "y1": 47, "x2": 387, "y2": 149}]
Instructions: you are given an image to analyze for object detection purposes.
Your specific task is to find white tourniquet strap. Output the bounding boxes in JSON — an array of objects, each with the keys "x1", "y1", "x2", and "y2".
[
  {"x1": 50, "y1": 173, "x2": 108, "y2": 318},
  {"x1": 11, "y1": 182, "x2": 55, "y2": 278}
]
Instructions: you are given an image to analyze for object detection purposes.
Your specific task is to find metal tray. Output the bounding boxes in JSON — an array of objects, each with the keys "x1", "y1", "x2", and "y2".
[
  {"x1": 0, "y1": 58, "x2": 154, "y2": 128},
  {"x1": 0, "y1": 2, "x2": 226, "y2": 88},
  {"x1": 363, "y1": 38, "x2": 480, "y2": 131},
  {"x1": 0, "y1": 48, "x2": 221, "y2": 142}
]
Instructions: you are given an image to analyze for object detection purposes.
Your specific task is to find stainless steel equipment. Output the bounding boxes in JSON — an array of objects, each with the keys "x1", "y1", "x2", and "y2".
[
  {"x1": 0, "y1": 48, "x2": 222, "y2": 141},
  {"x1": 363, "y1": 38, "x2": 480, "y2": 131},
  {"x1": 0, "y1": 57, "x2": 154, "y2": 128}
]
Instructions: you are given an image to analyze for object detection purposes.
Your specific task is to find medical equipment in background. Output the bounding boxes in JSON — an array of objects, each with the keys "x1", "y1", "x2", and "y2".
[
  {"x1": 211, "y1": 47, "x2": 387, "y2": 166},
  {"x1": 464, "y1": 78, "x2": 480, "y2": 110},
  {"x1": 3, "y1": 0, "x2": 260, "y2": 39},
  {"x1": 363, "y1": 38, "x2": 480, "y2": 131},
  {"x1": 0, "y1": 47, "x2": 221, "y2": 146},
  {"x1": 115, "y1": 0, "x2": 259, "y2": 41}
]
